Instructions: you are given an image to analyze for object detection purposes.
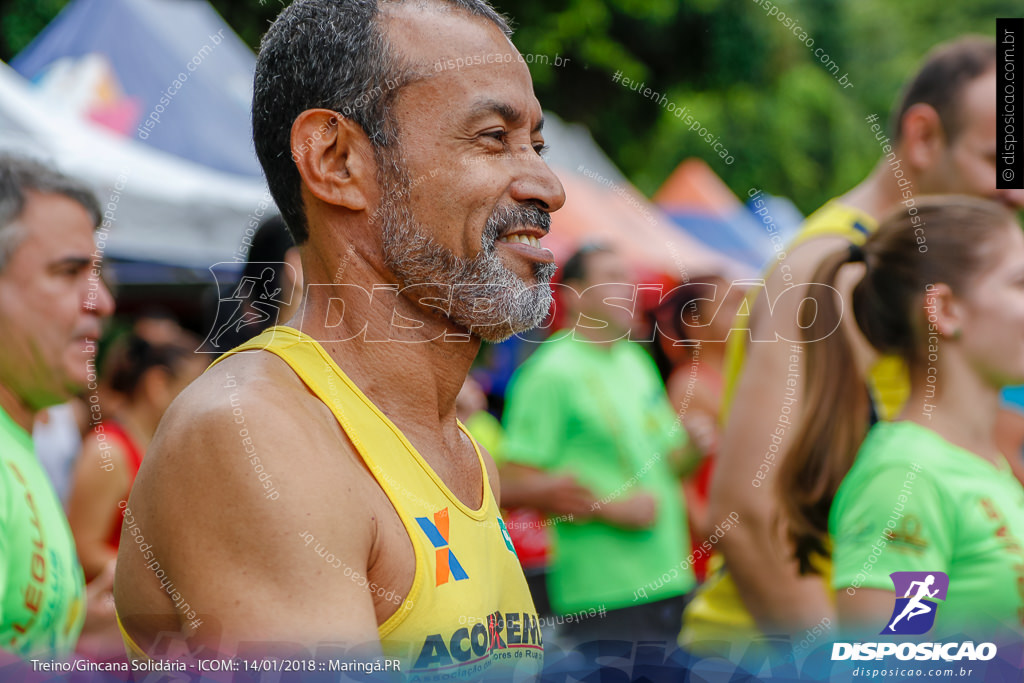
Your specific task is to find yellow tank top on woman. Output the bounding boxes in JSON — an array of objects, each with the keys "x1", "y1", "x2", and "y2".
[{"x1": 119, "y1": 326, "x2": 542, "y2": 679}]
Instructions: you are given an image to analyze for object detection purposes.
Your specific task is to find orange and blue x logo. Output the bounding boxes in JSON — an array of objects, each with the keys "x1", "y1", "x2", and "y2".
[{"x1": 416, "y1": 507, "x2": 469, "y2": 586}]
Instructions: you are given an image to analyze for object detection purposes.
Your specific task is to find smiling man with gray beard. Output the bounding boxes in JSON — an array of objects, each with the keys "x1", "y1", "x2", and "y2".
[
  {"x1": 378, "y1": 157, "x2": 558, "y2": 341},
  {"x1": 113, "y1": 0, "x2": 565, "y2": 676}
]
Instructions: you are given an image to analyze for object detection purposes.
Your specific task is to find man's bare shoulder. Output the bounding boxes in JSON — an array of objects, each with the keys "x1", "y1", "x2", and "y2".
[
  {"x1": 137, "y1": 350, "x2": 365, "y2": 514},
  {"x1": 160, "y1": 351, "x2": 328, "y2": 450},
  {"x1": 750, "y1": 234, "x2": 852, "y2": 337},
  {"x1": 770, "y1": 234, "x2": 851, "y2": 287}
]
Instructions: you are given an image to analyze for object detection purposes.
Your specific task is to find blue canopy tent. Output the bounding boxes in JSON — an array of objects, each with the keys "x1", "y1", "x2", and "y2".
[
  {"x1": 655, "y1": 158, "x2": 803, "y2": 272},
  {"x1": 12, "y1": 0, "x2": 261, "y2": 178},
  {"x1": 659, "y1": 210, "x2": 769, "y2": 270}
]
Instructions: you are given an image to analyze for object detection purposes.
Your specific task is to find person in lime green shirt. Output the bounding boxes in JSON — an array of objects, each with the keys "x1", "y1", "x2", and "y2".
[
  {"x1": 0, "y1": 409, "x2": 86, "y2": 657},
  {"x1": 0, "y1": 156, "x2": 115, "y2": 657},
  {"x1": 831, "y1": 421, "x2": 1024, "y2": 637},
  {"x1": 502, "y1": 244, "x2": 700, "y2": 644},
  {"x1": 778, "y1": 197, "x2": 1024, "y2": 639}
]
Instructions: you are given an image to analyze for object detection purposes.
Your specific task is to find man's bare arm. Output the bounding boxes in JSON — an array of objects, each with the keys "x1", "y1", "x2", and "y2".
[
  {"x1": 709, "y1": 237, "x2": 849, "y2": 633},
  {"x1": 499, "y1": 463, "x2": 663, "y2": 530},
  {"x1": 498, "y1": 463, "x2": 597, "y2": 516}
]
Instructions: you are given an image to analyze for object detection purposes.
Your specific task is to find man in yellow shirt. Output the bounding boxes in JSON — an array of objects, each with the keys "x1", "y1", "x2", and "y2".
[
  {"x1": 114, "y1": 0, "x2": 565, "y2": 677},
  {"x1": 683, "y1": 35, "x2": 1024, "y2": 654}
]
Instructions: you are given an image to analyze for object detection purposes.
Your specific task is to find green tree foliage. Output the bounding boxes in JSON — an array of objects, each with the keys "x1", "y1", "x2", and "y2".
[
  {"x1": 491, "y1": 0, "x2": 1014, "y2": 211},
  {"x1": 0, "y1": 0, "x2": 68, "y2": 60},
  {"x1": 0, "y1": 0, "x2": 1013, "y2": 213}
]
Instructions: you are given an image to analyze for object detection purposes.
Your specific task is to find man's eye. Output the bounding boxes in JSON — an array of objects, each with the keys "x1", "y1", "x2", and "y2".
[
  {"x1": 483, "y1": 130, "x2": 507, "y2": 143},
  {"x1": 534, "y1": 144, "x2": 549, "y2": 156}
]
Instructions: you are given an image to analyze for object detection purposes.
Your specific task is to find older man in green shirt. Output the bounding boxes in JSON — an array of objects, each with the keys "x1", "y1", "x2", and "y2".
[{"x1": 0, "y1": 156, "x2": 115, "y2": 657}]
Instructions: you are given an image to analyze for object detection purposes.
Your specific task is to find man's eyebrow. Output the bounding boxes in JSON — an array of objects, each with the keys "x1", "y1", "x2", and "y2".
[
  {"x1": 467, "y1": 99, "x2": 545, "y2": 133},
  {"x1": 49, "y1": 256, "x2": 92, "y2": 271},
  {"x1": 469, "y1": 99, "x2": 521, "y2": 122}
]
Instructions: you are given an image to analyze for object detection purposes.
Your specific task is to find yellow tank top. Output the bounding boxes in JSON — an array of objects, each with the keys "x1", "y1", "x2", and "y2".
[
  {"x1": 721, "y1": 200, "x2": 909, "y2": 421},
  {"x1": 682, "y1": 201, "x2": 909, "y2": 654},
  {"x1": 118, "y1": 326, "x2": 542, "y2": 677}
]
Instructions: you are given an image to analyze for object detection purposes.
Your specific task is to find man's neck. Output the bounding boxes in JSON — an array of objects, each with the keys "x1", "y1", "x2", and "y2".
[
  {"x1": 0, "y1": 383, "x2": 36, "y2": 434},
  {"x1": 292, "y1": 254, "x2": 480, "y2": 430},
  {"x1": 840, "y1": 155, "x2": 920, "y2": 223}
]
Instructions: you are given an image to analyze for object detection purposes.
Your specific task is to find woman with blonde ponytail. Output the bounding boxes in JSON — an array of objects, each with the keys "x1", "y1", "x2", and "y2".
[{"x1": 779, "y1": 196, "x2": 1024, "y2": 638}]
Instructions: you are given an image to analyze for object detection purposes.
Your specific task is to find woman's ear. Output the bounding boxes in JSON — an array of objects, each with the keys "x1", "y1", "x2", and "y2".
[
  {"x1": 290, "y1": 109, "x2": 374, "y2": 212},
  {"x1": 922, "y1": 282, "x2": 963, "y2": 338}
]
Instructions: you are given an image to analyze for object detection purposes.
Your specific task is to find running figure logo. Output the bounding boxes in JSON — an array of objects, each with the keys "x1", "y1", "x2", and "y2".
[
  {"x1": 882, "y1": 571, "x2": 949, "y2": 635},
  {"x1": 201, "y1": 262, "x2": 297, "y2": 353}
]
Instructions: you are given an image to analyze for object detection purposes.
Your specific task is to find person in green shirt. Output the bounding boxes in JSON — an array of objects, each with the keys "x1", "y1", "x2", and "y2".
[
  {"x1": 778, "y1": 196, "x2": 1024, "y2": 639},
  {"x1": 502, "y1": 244, "x2": 701, "y2": 644},
  {"x1": 0, "y1": 156, "x2": 115, "y2": 657}
]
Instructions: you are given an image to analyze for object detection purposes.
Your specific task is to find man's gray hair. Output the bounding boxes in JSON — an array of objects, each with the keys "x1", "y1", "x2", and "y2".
[
  {"x1": 252, "y1": 0, "x2": 511, "y2": 245},
  {"x1": 0, "y1": 155, "x2": 101, "y2": 270}
]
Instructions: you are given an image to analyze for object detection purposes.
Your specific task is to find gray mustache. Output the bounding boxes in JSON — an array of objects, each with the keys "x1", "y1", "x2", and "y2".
[{"x1": 485, "y1": 204, "x2": 551, "y2": 244}]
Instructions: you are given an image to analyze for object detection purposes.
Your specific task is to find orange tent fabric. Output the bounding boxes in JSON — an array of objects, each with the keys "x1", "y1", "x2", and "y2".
[
  {"x1": 653, "y1": 157, "x2": 741, "y2": 216},
  {"x1": 545, "y1": 164, "x2": 748, "y2": 281}
]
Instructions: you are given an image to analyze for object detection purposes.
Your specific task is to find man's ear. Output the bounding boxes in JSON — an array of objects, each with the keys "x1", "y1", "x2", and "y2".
[
  {"x1": 290, "y1": 109, "x2": 374, "y2": 212},
  {"x1": 900, "y1": 103, "x2": 947, "y2": 172}
]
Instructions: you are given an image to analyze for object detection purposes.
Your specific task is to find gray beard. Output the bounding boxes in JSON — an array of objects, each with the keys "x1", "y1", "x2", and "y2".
[{"x1": 376, "y1": 152, "x2": 555, "y2": 342}]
